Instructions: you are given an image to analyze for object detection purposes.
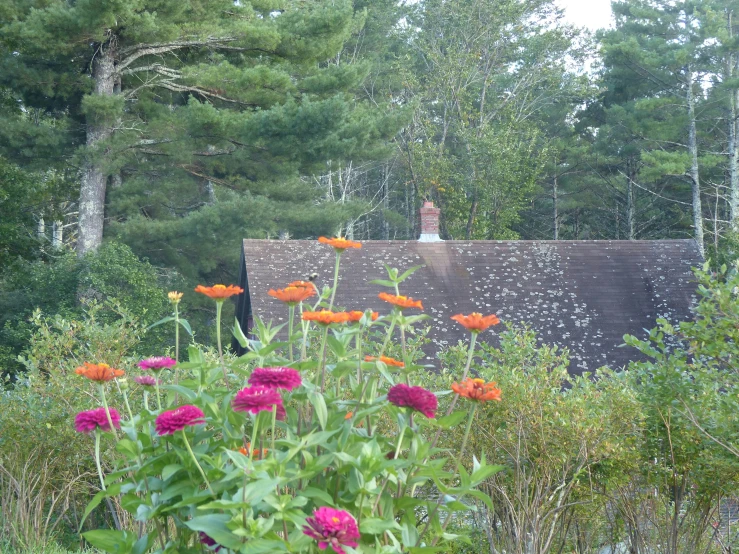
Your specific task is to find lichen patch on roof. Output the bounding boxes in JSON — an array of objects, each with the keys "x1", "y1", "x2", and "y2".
[{"x1": 239, "y1": 239, "x2": 701, "y2": 373}]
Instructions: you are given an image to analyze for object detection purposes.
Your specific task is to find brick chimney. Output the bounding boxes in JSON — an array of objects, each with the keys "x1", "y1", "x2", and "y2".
[{"x1": 419, "y1": 201, "x2": 443, "y2": 242}]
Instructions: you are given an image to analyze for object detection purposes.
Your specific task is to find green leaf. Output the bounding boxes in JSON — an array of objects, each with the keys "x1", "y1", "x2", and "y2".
[
  {"x1": 360, "y1": 517, "x2": 400, "y2": 534},
  {"x1": 308, "y1": 391, "x2": 328, "y2": 430},
  {"x1": 301, "y1": 487, "x2": 335, "y2": 506},
  {"x1": 78, "y1": 483, "x2": 122, "y2": 532},
  {"x1": 145, "y1": 315, "x2": 174, "y2": 330},
  {"x1": 159, "y1": 384, "x2": 197, "y2": 400},
  {"x1": 161, "y1": 463, "x2": 183, "y2": 481},
  {"x1": 185, "y1": 514, "x2": 242, "y2": 550},
  {"x1": 435, "y1": 410, "x2": 468, "y2": 429},
  {"x1": 178, "y1": 318, "x2": 193, "y2": 336},
  {"x1": 369, "y1": 279, "x2": 397, "y2": 287},
  {"x1": 82, "y1": 529, "x2": 136, "y2": 553}
]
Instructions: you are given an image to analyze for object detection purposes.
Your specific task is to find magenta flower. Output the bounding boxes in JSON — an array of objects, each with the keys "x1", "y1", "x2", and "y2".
[
  {"x1": 303, "y1": 507, "x2": 360, "y2": 554},
  {"x1": 199, "y1": 532, "x2": 222, "y2": 552},
  {"x1": 387, "y1": 384, "x2": 438, "y2": 418},
  {"x1": 232, "y1": 385, "x2": 283, "y2": 415},
  {"x1": 248, "y1": 367, "x2": 302, "y2": 391},
  {"x1": 75, "y1": 408, "x2": 121, "y2": 434},
  {"x1": 138, "y1": 356, "x2": 177, "y2": 371},
  {"x1": 155, "y1": 405, "x2": 205, "y2": 435},
  {"x1": 134, "y1": 375, "x2": 159, "y2": 387}
]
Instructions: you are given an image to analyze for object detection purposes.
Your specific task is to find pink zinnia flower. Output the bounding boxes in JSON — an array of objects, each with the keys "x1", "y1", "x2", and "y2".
[
  {"x1": 199, "y1": 532, "x2": 222, "y2": 552},
  {"x1": 134, "y1": 375, "x2": 159, "y2": 387},
  {"x1": 138, "y1": 356, "x2": 177, "y2": 371},
  {"x1": 303, "y1": 507, "x2": 360, "y2": 554},
  {"x1": 232, "y1": 386, "x2": 283, "y2": 415},
  {"x1": 248, "y1": 367, "x2": 302, "y2": 390},
  {"x1": 387, "y1": 384, "x2": 438, "y2": 418},
  {"x1": 75, "y1": 408, "x2": 121, "y2": 434},
  {"x1": 155, "y1": 405, "x2": 205, "y2": 435}
]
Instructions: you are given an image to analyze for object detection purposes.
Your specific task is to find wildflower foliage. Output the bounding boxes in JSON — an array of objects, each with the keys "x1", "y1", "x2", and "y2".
[{"x1": 74, "y1": 240, "x2": 502, "y2": 553}]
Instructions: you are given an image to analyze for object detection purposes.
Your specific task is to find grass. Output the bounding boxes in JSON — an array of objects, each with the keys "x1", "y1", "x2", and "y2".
[{"x1": 0, "y1": 544, "x2": 99, "y2": 554}]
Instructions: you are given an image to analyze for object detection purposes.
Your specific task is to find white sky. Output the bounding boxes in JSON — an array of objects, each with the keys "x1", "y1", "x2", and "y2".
[{"x1": 556, "y1": 0, "x2": 614, "y2": 31}]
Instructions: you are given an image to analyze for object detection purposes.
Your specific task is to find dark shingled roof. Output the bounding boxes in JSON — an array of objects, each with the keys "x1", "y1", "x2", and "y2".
[{"x1": 235, "y1": 239, "x2": 702, "y2": 373}]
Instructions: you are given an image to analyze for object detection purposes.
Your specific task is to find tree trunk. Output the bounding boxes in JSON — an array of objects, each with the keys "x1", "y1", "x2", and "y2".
[
  {"x1": 465, "y1": 197, "x2": 478, "y2": 240},
  {"x1": 52, "y1": 220, "x2": 63, "y2": 249},
  {"x1": 728, "y1": 13, "x2": 739, "y2": 230},
  {"x1": 382, "y1": 162, "x2": 390, "y2": 240},
  {"x1": 553, "y1": 174, "x2": 559, "y2": 240},
  {"x1": 77, "y1": 41, "x2": 116, "y2": 257},
  {"x1": 627, "y1": 160, "x2": 636, "y2": 240},
  {"x1": 686, "y1": 68, "x2": 705, "y2": 257}
]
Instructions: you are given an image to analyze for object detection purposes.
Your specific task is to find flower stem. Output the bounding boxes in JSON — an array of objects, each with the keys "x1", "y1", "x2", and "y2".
[
  {"x1": 216, "y1": 300, "x2": 228, "y2": 383},
  {"x1": 444, "y1": 332, "x2": 477, "y2": 419},
  {"x1": 328, "y1": 251, "x2": 341, "y2": 311},
  {"x1": 459, "y1": 403, "x2": 477, "y2": 460},
  {"x1": 94, "y1": 429, "x2": 106, "y2": 490},
  {"x1": 393, "y1": 423, "x2": 407, "y2": 460},
  {"x1": 271, "y1": 405, "x2": 277, "y2": 454},
  {"x1": 154, "y1": 377, "x2": 163, "y2": 412},
  {"x1": 288, "y1": 304, "x2": 295, "y2": 362},
  {"x1": 379, "y1": 314, "x2": 397, "y2": 358},
  {"x1": 250, "y1": 415, "x2": 260, "y2": 461},
  {"x1": 99, "y1": 384, "x2": 119, "y2": 440},
  {"x1": 181, "y1": 429, "x2": 214, "y2": 497},
  {"x1": 122, "y1": 389, "x2": 135, "y2": 422},
  {"x1": 317, "y1": 326, "x2": 329, "y2": 393},
  {"x1": 174, "y1": 302, "x2": 180, "y2": 403}
]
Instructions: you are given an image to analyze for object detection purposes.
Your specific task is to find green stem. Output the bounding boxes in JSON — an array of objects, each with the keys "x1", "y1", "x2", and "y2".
[
  {"x1": 216, "y1": 300, "x2": 228, "y2": 383},
  {"x1": 459, "y1": 403, "x2": 477, "y2": 460},
  {"x1": 122, "y1": 389, "x2": 134, "y2": 422},
  {"x1": 300, "y1": 302, "x2": 309, "y2": 362},
  {"x1": 443, "y1": 332, "x2": 477, "y2": 419},
  {"x1": 288, "y1": 304, "x2": 295, "y2": 363},
  {"x1": 154, "y1": 377, "x2": 163, "y2": 412},
  {"x1": 143, "y1": 391, "x2": 150, "y2": 412},
  {"x1": 94, "y1": 429, "x2": 106, "y2": 490},
  {"x1": 99, "y1": 385, "x2": 119, "y2": 440},
  {"x1": 379, "y1": 315, "x2": 397, "y2": 358},
  {"x1": 393, "y1": 423, "x2": 407, "y2": 460},
  {"x1": 356, "y1": 333, "x2": 363, "y2": 385},
  {"x1": 317, "y1": 326, "x2": 329, "y2": 393},
  {"x1": 250, "y1": 415, "x2": 260, "y2": 461},
  {"x1": 271, "y1": 405, "x2": 277, "y2": 454},
  {"x1": 174, "y1": 302, "x2": 180, "y2": 403},
  {"x1": 181, "y1": 429, "x2": 214, "y2": 497},
  {"x1": 328, "y1": 251, "x2": 341, "y2": 311}
]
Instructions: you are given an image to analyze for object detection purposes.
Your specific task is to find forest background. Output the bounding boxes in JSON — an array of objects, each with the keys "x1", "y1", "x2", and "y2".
[{"x1": 2, "y1": 0, "x2": 739, "y2": 369}]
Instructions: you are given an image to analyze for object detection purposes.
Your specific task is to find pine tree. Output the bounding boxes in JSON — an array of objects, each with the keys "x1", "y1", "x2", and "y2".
[{"x1": 1, "y1": 0, "x2": 397, "y2": 268}]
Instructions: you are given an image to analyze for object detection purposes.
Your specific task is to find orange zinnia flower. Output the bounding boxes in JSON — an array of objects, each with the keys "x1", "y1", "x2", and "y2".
[
  {"x1": 451, "y1": 378, "x2": 502, "y2": 402},
  {"x1": 378, "y1": 292, "x2": 423, "y2": 310},
  {"x1": 239, "y1": 443, "x2": 268, "y2": 459},
  {"x1": 75, "y1": 362, "x2": 125, "y2": 382},
  {"x1": 302, "y1": 310, "x2": 349, "y2": 325},
  {"x1": 194, "y1": 284, "x2": 244, "y2": 300},
  {"x1": 346, "y1": 310, "x2": 379, "y2": 323},
  {"x1": 365, "y1": 355, "x2": 404, "y2": 368},
  {"x1": 318, "y1": 236, "x2": 362, "y2": 251},
  {"x1": 268, "y1": 284, "x2": 316, "y2": 305},
  {"x1": 344, "y1": 412, "x2": 354, "y2": 420},
  {"x1": 451, "y1": 312, "x2": 500, "y2": 333}
]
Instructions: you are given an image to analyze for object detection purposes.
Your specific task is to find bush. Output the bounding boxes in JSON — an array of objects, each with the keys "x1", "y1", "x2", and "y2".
[
  {"x1": 0, "y1": 302, "x2": 146, "y2": 550},
  {"x1": 0, "y1": 242, "x2": 172, "y2": 377}
]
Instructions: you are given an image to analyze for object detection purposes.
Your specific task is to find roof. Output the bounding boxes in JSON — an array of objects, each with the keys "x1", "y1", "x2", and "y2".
[{"x1": 236, "y1": 239, "x2": 701, "y2": 373}]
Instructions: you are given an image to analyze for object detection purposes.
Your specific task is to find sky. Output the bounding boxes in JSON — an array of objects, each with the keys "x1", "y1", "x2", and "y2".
[{"x1": 556, "y1": 0, "x2": 614, "y2": 31}]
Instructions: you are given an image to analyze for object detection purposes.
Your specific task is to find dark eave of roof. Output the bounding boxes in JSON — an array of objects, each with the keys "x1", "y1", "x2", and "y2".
[{"x1": 238, "y1": 239, "x2": 701, "y2": 373}]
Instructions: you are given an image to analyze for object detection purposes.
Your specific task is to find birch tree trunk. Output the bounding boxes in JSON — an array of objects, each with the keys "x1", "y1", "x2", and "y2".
[
  {"x1": 627, "y1": 159, "x2": 636, "y2": 240},
  {"x1": 728, "y1": 13, "x2": 739, "y2": 230},
  {"x1": 77, "y1": 41, "x2": 116, "y2": 257},
  {"x1": 686, "y1": 68, "x2": 705, "y2": 257}
]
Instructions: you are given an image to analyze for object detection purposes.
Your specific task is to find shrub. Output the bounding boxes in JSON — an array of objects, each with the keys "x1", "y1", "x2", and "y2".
[
  {"x1": 0, "y1": 242, "x2": 172, "y2": 377},
  {"x1": 73, "y1": 244, "x2": 503, "y2": 553}
]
